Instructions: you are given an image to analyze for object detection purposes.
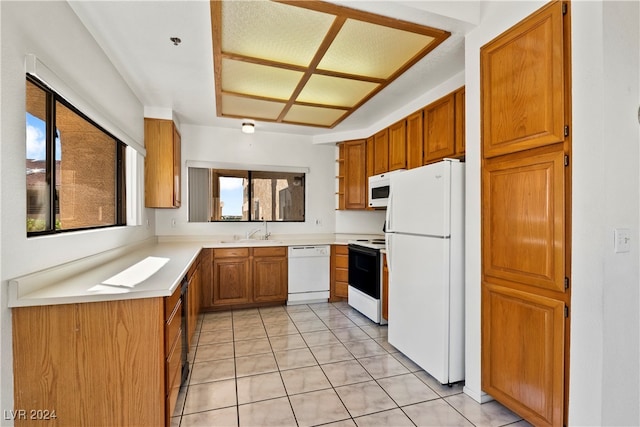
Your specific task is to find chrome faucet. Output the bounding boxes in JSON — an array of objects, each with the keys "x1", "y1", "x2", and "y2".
[
  {"x1": 263, "y1": 219, "x2": 271, "y2": 240},
  {"x1": 246, "y1": 227, "x2": 262, "y2": 239}
]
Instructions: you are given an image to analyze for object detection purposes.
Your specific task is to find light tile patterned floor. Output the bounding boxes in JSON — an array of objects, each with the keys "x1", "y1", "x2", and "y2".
[{"x1": 172, "y1": 302, "x2": 531, "y2": 427}]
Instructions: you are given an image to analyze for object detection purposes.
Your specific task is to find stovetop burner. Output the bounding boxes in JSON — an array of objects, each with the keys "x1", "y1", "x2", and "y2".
[{"x1": 348, "y1": 238, "x2": 386, "y2": 250}]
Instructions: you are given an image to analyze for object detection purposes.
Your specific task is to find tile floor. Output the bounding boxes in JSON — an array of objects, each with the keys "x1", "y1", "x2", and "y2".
[{"x1": 171, "y1": 301, "x2": 531, "y2": 427}]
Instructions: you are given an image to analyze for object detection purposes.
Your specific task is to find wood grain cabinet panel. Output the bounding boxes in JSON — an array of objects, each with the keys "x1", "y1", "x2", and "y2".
[
  {"x1": 423, "y1": 93, "x2": 455, "y2": 163},
  {"x1": 373, "y1": 129, "x2": 389, "y2": 175},
  {"x1": 388, "y1": 120, "x2": 407, "y2": 171},
  {"x1": 344, "y1": 139, "x2": 367, "y2": 210},
  {"x1": 481, "y1": 1, "x2": 565, "y2": 158},
  {"x1": 482, "y1": 283, "x2": 565, "y2": 427},
  {"x1": 482, "y1": 148, "x2": 566, "y2": 293},
  {"x1": 454, "y1": 86, "x2": 466, "y2": 156},
  {"x1": 330, "y1": 245, "x2": 349, "y2": 301},
  {"x1": 144, "y1": 118, "x2": 181, "y2": 208},
  {"x1": 12, "y1": 298, "x2": 165, "y2": 427},
  {"x1": 212, "y1": 257, "x2": 251, "y2": 305},
  {"x1": 406, "y1": 111, "x2": 424, "y2": 169},
  {"x1": 480, "y1": 3, "x2": 571, "y2": 426},
  {"x1": 253, "y1": 247, "x2": 288, "y2": 302}
]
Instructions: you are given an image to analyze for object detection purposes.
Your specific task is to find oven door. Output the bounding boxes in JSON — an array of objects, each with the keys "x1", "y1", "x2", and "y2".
[{"x1": 348, "y1": 244, "x2": 381, "y2": 299}]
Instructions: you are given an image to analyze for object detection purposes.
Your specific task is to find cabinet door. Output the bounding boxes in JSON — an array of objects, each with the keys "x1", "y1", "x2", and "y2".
[
  {"x1": 454, "y1": 86, "x2": 465, "y2": 156},
  {"x1": 330, "y1": 245, "x2": 349, "y2": 301},
  {"x1": 253, "y1": 256, "x2": 288, "y2": 302},
  {"x1": 406, "y1": 111, "x2": 423, "y2": 169},
  {"x1": 388, "y1": 120, "x2": 407, "y2": 171},
  {"x1": 423, "y1": 93, "x2": 455, "y2": 163},
  {"x1": 144, "y1": 118, "x2": 180, "y2": 208},
  {"x1": 173, "y1": 124, "x2": 182, "y2": 207},
  {"x1": 187, "y1": 262, "x2": 200, "y2": 348},
  {"x1": 481, "y1": 1, "x2": 565, "y2": 158},
  {"x1": 213, "y1": 257, "x2": 251, "y2": 305},
  {"x1": 344, "y1": 140, "x2": 367, "y2": 210},
  {"x1": 373, "y1": 129, "x2": 389, "y2": 175},
  {"x1": 482, "y1": 283, "x2": 565, "y2": 427}
]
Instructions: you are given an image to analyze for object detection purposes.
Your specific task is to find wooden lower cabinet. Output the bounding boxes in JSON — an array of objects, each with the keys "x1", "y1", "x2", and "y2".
[
  {"x1": 212, "y1": 248, "x2": 251, "y2": 306},
  {"x1": 208, "y1": 246, "x2": 288, "y2": 308},
  {"x1": 186, "y1": 255, "x2": 201, "y2": 349},
  {"x1": 482, "y1": 283, "x2": 565, "y2": 426},
  {"x1": 253, "y1": 247, "x2": 288, "y2": 302},
  {"x1": 165, "y1": 286, "x2": 183, "y2": 426},
  {"x1": 330, "y1": 245, "x2": 349, "y2": 301},
  {"x1": 12, "y1": 297, "x2": 169, "y2": 426}
]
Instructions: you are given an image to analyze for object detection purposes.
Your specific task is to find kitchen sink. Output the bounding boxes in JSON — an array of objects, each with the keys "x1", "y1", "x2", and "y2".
[{"x1": 219, "y1": 239, "x2": 283, "y2": 245}]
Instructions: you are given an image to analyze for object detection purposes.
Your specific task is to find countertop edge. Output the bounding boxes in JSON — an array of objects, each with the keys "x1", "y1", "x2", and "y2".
[{"x1": 8, "y1": 234, "x2": 379, "y2": 308}]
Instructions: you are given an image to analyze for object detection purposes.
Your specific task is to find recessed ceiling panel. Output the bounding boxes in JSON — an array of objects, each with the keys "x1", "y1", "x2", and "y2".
[
  {"x1": 284, "y1": 105, "x2": 348, "y2": 127},
  {"x1": 222, "y1": 58, "x2": 303, "y2": 100},
  {"x1": 319, "y1": 19, "x2": 436, "y2": 79},
  {"x1": 222, "y1": 94, "x2": 286, "y2": 120},
  {"x1": 222, "y1": 1, "x2": 334, "y2": 66},
  {"x1": 211, "y1": 1, "x2": 450, "y2": 128},
  {"x1": 297, "y1": 74, "x2": 379, "y2": 107}
]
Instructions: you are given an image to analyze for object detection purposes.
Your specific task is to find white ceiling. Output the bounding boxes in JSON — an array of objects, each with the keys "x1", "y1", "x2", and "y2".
[{"x1": 68, "y1": 1, "x2": 477, "y2": 138}]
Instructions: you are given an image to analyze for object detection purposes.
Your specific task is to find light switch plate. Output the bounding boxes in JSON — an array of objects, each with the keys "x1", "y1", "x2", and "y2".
[{"x1": 614, "y1": 228, "x2": 631, "y2": 253}]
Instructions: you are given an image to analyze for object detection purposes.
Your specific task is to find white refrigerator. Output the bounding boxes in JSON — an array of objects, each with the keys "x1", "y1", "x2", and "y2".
[{"x1": 385, "y1": 159, "x2": 465, "y2": 384}]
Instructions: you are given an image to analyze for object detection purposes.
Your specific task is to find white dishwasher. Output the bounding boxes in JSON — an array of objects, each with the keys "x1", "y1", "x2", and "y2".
[{"x1": 287, "y1": 245, "x2": 330, "y2": 304}]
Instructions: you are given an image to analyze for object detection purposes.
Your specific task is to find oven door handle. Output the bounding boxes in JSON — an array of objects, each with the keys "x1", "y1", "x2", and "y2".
[{"x1": 348, "y1": 244, "x2": 379, "y2": 257}]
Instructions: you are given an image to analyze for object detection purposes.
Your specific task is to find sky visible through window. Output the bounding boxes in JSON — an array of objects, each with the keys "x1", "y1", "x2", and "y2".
[
  {"x1": 26, "y1": 113, "x2": 60, "y2": 161},
  {"x1": 220, "y1": 177, "x2": 243, "y2": 216}
]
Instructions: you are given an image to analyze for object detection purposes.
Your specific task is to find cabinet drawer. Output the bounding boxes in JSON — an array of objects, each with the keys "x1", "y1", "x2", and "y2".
[
  {"x1": 165, "y1": 299, "x2": 182, "y2": 355},
  {"x1": 253, "y1": 246, "x2": 287, "y2": 257},
  {"x1": 165, "y1": 286, "x2": 181, "y2": 321},
  {"x1": 335, "y1": 245, "x2": 349, "y2": 255},
  {"x1": 335, "y1": 254, "x2": 348, "y2": 269},
  {"x1": 214, "y1": 247, "x2": 250, "y2": 258},
  {"x1": 336, "y1": 268, "x2": 348, "y2": 283}
]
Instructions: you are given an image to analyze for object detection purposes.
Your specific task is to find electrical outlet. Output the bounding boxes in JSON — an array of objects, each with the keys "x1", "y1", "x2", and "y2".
[
  {"x1": 614, "y1": 228, "x2": 631, "y2": 253},
  {"x1": 171, "y1": 218, "x2": 176, "y2": 228}
]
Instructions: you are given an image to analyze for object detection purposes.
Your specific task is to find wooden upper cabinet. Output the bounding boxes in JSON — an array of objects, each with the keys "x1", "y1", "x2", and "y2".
[
  {"x1": 454, "y1": 86, "x2": 466, "y2": 156},
  {"x1": 423, "y1": 93, "x2": 455, "y2": 163},
  {"x1": 406, "y1": 110, "x2": 424, "y2": 169},
  {"x1": 144, "y1": 118, "x2": 181, "y2": 208},
  {"x1": 373, "y1": 128, "x2": 389, "y2": 175},
  {"x1": 388, "y1": 120, "x2": 407, "y2": 171},
  {"x1": 481, "y1": 1, "x2": 565, "y2": 158},
  {"x1": 482, "y1": 148, "x2": 566, "y2": 293},
  {"x1": 344, "y1": 139, "x2": 367, "y2": 210}
]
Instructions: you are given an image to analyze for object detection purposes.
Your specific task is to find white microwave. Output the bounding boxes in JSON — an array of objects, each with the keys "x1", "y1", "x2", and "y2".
[{"x1": 368, "y1": 169, "x2": 405, "y2": 208}]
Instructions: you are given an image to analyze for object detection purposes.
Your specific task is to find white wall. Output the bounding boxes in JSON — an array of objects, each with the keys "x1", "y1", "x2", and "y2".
[
  {"x1": 465, "y1": 1, "x2": 640, "y2": 425},
  {"x1": 0, "y1": 1, "x2": 155, "y2": 420},
  {"x1": 154, "y1": 124, "x2": 338, "y2": 238},
  {"x1": 572, "y1": 2, "x2": 640, "y2": 425}
]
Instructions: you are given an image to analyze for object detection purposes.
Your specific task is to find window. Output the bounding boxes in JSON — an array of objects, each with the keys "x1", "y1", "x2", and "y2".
[
  {"x1": 26, "y1": 76, "x2": 126, "y2": 235},
  {"x1": 188, "y1": 168, "x2": 305, "y2": 222}
]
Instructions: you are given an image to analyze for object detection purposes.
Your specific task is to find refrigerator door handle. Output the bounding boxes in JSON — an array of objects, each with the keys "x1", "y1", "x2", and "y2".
[
  {"x1": 385, "y1": 234, "x2": 392, "y2": 275},
  {"x1": 385, "y1": 191, "x2": 393, "y2": 231}
]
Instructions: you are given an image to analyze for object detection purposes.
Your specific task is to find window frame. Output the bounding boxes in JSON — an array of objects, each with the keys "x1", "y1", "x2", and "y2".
[
  {"x1": 188, "y1": 167, "x2": 306, "y2": 223},
  {"x1": 26, "y1": 74, "x2": 127, "y2": 237}
]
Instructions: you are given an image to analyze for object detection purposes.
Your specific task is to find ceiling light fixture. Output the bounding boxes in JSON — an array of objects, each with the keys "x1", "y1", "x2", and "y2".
[
  {"x1": 170, "y1": 37, "x2": 181, "y2": 46},
  {"x1": 241, "y1": 122, "x2": 255, "y2": 134}
]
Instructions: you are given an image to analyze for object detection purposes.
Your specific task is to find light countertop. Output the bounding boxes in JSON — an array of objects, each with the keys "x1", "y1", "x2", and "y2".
[{"x1": 8, "y1": 235, "x2": 368, "y2": 308}]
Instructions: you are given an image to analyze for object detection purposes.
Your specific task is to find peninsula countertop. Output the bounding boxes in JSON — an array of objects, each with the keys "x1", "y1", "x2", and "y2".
[{"x1": 8, "y1": 235, "x2": 373, "y2": 308}]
